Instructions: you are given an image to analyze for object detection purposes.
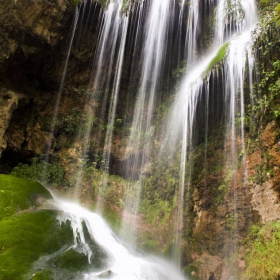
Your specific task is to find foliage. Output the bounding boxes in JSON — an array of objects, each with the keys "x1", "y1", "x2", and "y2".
[
  {"x1": 246, "y1": 4, "x2": 280, "y2": 135},
  {"x1": 212, "y1": 169, "x2": 232, "y2": 208},
  {"x1": 249, "y1": 59, "x2": 280, "y2": 126},
  {"x1": 11, "y1": 157, "x2": 67, "y2": 187},
  {"x1": 243, "y1": 221, "x2": 280, "y2": 280},
  {"x1": 259, "y1": 0, "x2": 280, "y2": 25}
]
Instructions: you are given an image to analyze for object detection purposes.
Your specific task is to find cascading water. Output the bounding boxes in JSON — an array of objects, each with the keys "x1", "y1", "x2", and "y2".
[
  {"x1": 72, "y1": 0, "x2": 130, "y2": 201},
  {"x1": 42, "y1": 0, "x2": 261, "y2": 277},
  {"x1": 185, "y1": 0, "x2": 199, "y2": 64},
  {"x1": 52, "y1": 195, "x2": 186, "y2": 280},
  {"x1": 161, "y1": 0, "x2": 258, "y2": 269},
  {"x1": 120, "y1": 0, "x2": 176, "y2": 244}
]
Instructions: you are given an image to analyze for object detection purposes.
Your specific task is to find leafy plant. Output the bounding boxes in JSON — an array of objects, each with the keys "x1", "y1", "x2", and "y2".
[{"x1": 11, "y1": 157, "x2": 67, "y2": 187}]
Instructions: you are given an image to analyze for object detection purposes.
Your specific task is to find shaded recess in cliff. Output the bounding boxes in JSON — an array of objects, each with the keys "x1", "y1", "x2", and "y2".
[{"x1": 0, "y1": 0, "x2": 103, "y2": 171}]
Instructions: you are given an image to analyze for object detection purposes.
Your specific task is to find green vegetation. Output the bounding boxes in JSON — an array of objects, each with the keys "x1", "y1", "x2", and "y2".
[
  {"x1": 140, "y1": 157, "x2": 179, "y2": 224},
  {"x1": 211, "y1": 170, "x2": 233, "y2": 209},
  {"x1": 205, "y1": 42, "x2": 229, "y2": 75},
  {"x1": 247, "y1": 0, "x2": 280, "y2": 135},
  {"x1": 243, "y1": 221, "x2": 280, "y2": 280},
  {"x1": 0, "y1": 174, "x2": 109, "y2": 280},
  {"x1": 0, "y1": 175, "x2": 71, "y2": 280},
  {"x1": 259, "y1": 0, "x2": 280, "y2": 24},
  {"x1": 0, "y1": 174, "x2": 51, "y2": 220},
  {"x1": 248, "y1": 59, "x2": 280, "y2": 129},
  {"x1": 0, "y1": 211, "x2": 65, "y2": 280},
  {"x1": 11, "y1": 157, "x2": 67, "y2": 187}
]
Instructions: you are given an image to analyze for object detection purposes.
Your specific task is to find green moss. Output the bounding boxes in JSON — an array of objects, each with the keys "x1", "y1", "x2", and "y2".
[
  {"x1": 31, "y1": 270, "x2": 53, "y2": 280},
  {"x1": 51, "y1": 249, "x2": 89, "y2": 271},
  {"x1": 243, "y1": 221, "x2": 280, "y2": 280},
  {"x1": 140, "y1": 199, "x2": 175, "y2": 226},
  {"x1": 0, "y1": 175, "x2": 77, "y2": 280},
  {"x1": 0, "y1": 211, "x2": 59, "y2": 280},
  {"x1": 0, "y1": 174, "x2": 51, "y2": 220},
  {"x1": 205, "y1": 42, "x2": 229, "y2": 75}
]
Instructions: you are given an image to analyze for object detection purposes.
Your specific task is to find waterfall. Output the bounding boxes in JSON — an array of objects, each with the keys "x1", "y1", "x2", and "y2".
[
  {"x1": 185, "y1": 0, "x2": 199, "y2": 64},
  {"x1": 72, "y1": 0, "x2": 130, "y2": 201},
  {"x1": 120, "y1": 0, "x2": 176, "y2": 244},
  {"x1": 162, "y1": 0, "x2": 258, "y2": 267},
  {"x1": 53, "y1": 196, "x2": 186, "y2": 280},
  {"x1": 42, "y1": 0, "x2": 261, "y2": 276}
]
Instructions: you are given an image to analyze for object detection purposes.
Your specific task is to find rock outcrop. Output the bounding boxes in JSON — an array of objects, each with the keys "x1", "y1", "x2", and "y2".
[
  {"x1": 0, "y1": 88, "x2": 26, "y2": 156},
  {"x1": 0, "y1": 0, "x2": 101, "y2": 170}
]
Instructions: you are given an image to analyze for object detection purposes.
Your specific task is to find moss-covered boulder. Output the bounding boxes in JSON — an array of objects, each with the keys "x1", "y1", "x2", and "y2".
[
  {"x1": 0, "y1": 175, "x2": 107, "y2": 280},
  {"x1": 0, "y1": 174, "x2": 52, "y2": 219}
]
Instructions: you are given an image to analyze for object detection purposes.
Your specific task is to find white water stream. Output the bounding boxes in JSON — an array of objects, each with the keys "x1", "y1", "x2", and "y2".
[
  {"x1": 121, "y1": 0, "x2": 175, "y2": 244},
  {"x1": 44, "y1": 0, "x2": 260, "y2": 275},
  {"x1": 52, "y1": 196, "x2": 186, "y2": 280},
  {"x1": 160, "y1": 0, "x2": 258, "y2": 265},
  {"x1": 73, "y1": 0, "x2": 129, "y2": 201}
]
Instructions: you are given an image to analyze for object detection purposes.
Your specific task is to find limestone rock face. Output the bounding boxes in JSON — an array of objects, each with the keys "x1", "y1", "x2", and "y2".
[
  {"x1": 0, "y1": 0, "x2": 96, "y2": 169},
  {"x1": 250, "y1": 181, "x2": 280, "y2": 223},
  {"x1": 0, "y1": 88, "x2": 26, "y2": 156},
  {"x1": 0, "y1": 0, "x2": 69, "y2": 65}
]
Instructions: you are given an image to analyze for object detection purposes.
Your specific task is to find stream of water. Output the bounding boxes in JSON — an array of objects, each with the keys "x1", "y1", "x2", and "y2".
[
  {"x1": 52, "y1": 196, "x2": 186, "y2": 280},
  {"x1": 46, "y1": 0, "x2": 260, "y2": 276}
]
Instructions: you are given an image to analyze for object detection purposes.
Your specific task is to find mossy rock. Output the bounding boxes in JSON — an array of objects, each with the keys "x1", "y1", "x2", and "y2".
[
  {"x1": 31, "y1": 269, "x2": 53, "y2": 280},
  {"x1": 204, "y1": 42, "x2": 229, "y2": 76},
  {"x1": 102, "y1": 205, "x2": 122, "y2": 233},
  {"x1": 0, "y1": 175, "x2": 107, "y2": 279},
  {"x1": 0, "y1": 174, "x2": 52, "y2": 220},
  {"x1": 0, "y1": 208, "x2": 74, "y2": 280}
]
